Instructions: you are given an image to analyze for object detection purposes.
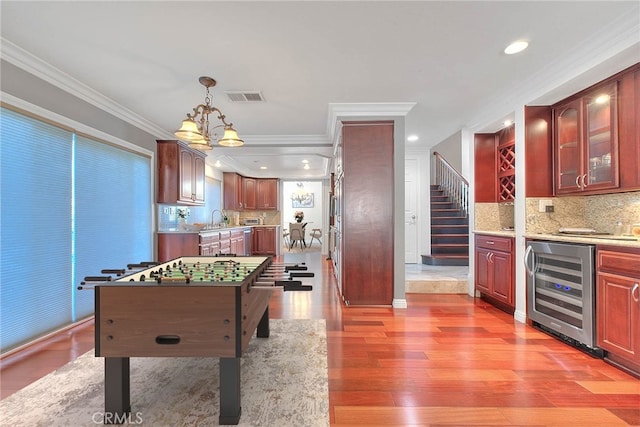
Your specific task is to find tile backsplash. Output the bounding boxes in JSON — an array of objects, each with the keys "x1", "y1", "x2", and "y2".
[
  {"x1": 475, "y1": 203, "x2": 514, "y2": 230},
  {"x1": 526, "y1": 191, "x2": 640, "y2": 234}
]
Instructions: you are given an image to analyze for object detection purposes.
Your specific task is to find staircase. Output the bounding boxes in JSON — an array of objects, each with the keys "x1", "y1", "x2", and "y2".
[{"x1": 421, "y1": 152, "x2": 469, "y2": 266}]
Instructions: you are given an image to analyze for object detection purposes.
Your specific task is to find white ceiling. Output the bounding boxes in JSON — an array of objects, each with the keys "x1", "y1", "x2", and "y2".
[{"x1": 1, "y1": 1, "x2": 639, "y2": 179}]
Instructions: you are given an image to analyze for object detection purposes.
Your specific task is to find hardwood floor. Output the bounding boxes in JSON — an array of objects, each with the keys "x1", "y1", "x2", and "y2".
[{"x1": 2, "y1": 251, "x2": 639, "y2": 426}]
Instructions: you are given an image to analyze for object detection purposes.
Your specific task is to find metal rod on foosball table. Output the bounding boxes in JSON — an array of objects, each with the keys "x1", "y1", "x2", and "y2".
[{"x1": 253, "y1": 279, "x2": 312, "y2": 291}]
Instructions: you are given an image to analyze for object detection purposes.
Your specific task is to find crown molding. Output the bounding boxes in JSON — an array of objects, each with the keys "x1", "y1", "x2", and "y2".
[
  {"x1": 1, "y1": 37, "x2": 174, "y2": 140},
  {"x1": 241, "y1": 134, "x2": 331, "y2": 146}
]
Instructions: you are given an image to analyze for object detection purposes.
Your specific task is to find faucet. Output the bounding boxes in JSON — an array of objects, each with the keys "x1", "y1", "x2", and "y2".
[{"x1": 210, "y1": 209, "x2": 222, "y2": 227}]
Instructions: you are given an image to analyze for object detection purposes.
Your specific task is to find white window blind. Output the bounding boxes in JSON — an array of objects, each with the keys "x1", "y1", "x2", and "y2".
[
  {"x1": 0, "y1": 107, "x2": 152, "y2": 353},
  {"x1": 1, "y1": 108, "x2": 73, "y2": 351},
  {"x1": 73, "y1": 135, "x2": 152, "y2": 318}
]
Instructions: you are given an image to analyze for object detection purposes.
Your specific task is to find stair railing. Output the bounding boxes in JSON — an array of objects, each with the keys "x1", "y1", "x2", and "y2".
[{"x1": 433, "y1": 152, "x2": 469, "y2": 217}]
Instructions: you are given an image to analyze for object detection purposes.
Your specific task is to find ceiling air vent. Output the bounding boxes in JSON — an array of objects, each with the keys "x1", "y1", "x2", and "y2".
[{"x1": 225, "y1": 91, "x2": 265, "y2": 102}]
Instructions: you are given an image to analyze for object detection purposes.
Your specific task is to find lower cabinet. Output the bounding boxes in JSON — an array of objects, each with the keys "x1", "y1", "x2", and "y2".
[
  {"x1": 474, "y1": 234, "x2": 514, "y2": 313},
  {"x1": 158, "y1": 233, "x2": 200, "y2": 262},
  {"x1": 597, "y1": 246, "x2": 640, "y2": 376},
  {"x1": 252, "y1": 226, "x2": 279, "y2": 255},
  {"x1": 199, "y1": 231, "x2": 220, "y2": 256},
  {"x1": 230, "y1": 229, "x2": 245, "y2": 256}
]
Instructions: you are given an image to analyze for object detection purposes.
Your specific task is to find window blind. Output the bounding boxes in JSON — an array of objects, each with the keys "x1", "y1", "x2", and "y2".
[
  {"x1": 73, "y1": 135, "x2": 152, "y2": 318},
  {"x1": 0, "y1": 107, "x2": 153, "y2": 353},
  {"x1": 1, "y1": 108, "x2": 73, "y2": 351}
]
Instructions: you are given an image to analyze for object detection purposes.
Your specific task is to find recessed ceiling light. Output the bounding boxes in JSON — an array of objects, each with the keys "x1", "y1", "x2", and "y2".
[
  {"x1": 503, "y1": 120, "x2": 512, "y2": 127},
  {"x1": 214, "y1": 160, "x2": 222, "y2": 167},
  {"x1": 504, "y1": 40, "x2": 528, "y2": 55},
  {"x1": 301, "y1": 159, "x2": 309, "y2": 164},
  {"x1": 407, "y1": 134, "x2": 419, "y2": 142},
  {"x1": 260, "y1": 166, "x2": 267, "y2": 170},
  {"x1": 303, "y1": 164, "x2": 310, "y2": 170}
]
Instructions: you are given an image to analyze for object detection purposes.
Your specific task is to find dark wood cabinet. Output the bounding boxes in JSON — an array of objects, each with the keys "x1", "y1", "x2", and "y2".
[
  {"x1": 230, "y1": 229, "x2": 245, "y2": 256},
  {"x1": 554, "y1": 83, "x2": 619, "y2": 194},
  {"x1": 157, "y1": 140, "x2": 206, "y2": 205},
  {"x1": 597, "y1": 246, "x2": 640, "y2": 376},
  {"x1": 474, "y1": 234, "x2": 514, "y2": 313},
  {"x1": 473, "y1": 133, "x2": 497, "y2": 203},
  {"x1": 218, "y1": 230, "x2": 231, "y2": 254},
  {"x1": 256, "y1": 179, "x2": 278, "y2": 210},
  {"x1": 223, "y1": 172, "x2": 244, "y2": 210},
  {"x1": 618, "y1": 66, "x2": 640, "y2": 190},
  {"x1": 474, "y1": 125, "x2": 515, "y2": 202},
  {"x1": 223, "y1": 174, "x2": 279, "y2": 211},
  {"x1": 157, "y1": 233, "x2": 200, "y2": 262},
  {"x1": 524, "y1": 105, "x2": 553, "y2": 197},
  {"x1": 199, "y1": 231, "x2": 220, "y2": 256},
  {"x1": 242, "y1": 177, "x2": 256, "y2": 210},
  {"x1": 551, "y1": 63, "x2": 640, "y2": 195},
  {"x1": 496, "y1": 126, "x2": 515, "y2": 202},
  {"x1": 339, "y1": 121, "x2": 394, "y2": 306},
  {"x1": 252, "y1": 226, "x2": 278, "y2": 255}
]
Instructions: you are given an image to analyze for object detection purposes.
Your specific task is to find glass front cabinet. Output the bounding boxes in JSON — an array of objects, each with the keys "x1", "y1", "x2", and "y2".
[{"x1": 554, "y1": 83, "x2": 619, "y2": 195}]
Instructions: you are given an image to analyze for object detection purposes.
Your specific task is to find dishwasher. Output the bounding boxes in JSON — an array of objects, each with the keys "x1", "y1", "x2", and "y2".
[{"x1": 524, "y1": 240, "x2": 602, "y2": 355}]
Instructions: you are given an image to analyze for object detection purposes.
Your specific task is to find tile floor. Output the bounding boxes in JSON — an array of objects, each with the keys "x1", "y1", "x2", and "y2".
[{"x1": 405, "y1": 263, "x2": 470, "y2": 293}]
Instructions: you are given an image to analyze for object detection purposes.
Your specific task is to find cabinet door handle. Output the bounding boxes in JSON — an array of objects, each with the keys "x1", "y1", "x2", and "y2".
[
  {"x1": 575, "y1": 175, "x2": 581, "y2": 189},
  {"x1": 632, "y1": 283, "x2": 639, "y2": 303},
  {"x1": 582, "y1": 173, "x2": 588, "y2": 188},
  {"x1": 486, "y1": 241, "x2": 495, "y2": 245}
]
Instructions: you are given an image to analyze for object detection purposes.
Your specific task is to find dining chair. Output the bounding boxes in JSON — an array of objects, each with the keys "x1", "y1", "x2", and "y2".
[{"x1": 288, "y1": 222, "x2": 306, "y2": 250}]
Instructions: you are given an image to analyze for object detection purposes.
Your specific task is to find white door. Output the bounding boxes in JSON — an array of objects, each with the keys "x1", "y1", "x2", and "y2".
[{"x1": 405, "y1": 159, "x2": 418, "y2": 263}]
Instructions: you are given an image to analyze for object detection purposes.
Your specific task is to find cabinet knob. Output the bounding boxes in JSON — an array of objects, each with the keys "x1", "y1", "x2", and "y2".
[{"x1": 632, "y1": 283, "x2": 639, "y2": 303}]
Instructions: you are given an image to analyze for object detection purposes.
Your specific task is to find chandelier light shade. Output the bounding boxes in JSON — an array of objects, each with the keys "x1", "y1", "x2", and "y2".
[
  {"x1": 174, "y1": 76, "x2": 244, "y2": 150},
  {"x1": 218, "y1": 125, "x2": 244, "y2": 147}
]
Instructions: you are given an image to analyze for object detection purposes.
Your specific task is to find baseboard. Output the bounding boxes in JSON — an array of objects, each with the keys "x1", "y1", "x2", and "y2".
[{"x1": 392, "y1": 298, "x2": 407, "y2": 308}]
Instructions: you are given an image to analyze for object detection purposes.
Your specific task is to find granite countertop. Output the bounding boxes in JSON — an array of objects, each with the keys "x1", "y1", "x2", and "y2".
[
  {"x1": 475, "y1": 229, "x2": 640, "y2": 248},
  {"x1": 158, "y1": 225, "x2": 279, "y2": 234},
  {"x1": 473, "y1": 229, "x2": 515, "y2": 238},
  {"x1": 525, "y1": 232, "x2": 640, "y2": 248}
]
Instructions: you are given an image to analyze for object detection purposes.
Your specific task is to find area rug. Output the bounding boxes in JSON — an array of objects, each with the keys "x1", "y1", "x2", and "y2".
[{"x1": 0, "y1": 319, "x2": 328, "y2": 427}]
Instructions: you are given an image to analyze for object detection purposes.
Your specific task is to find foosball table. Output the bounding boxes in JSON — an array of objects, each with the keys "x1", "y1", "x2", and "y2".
[{"x1": 79, "y1": 256, "x2": 313, "y2": 425}]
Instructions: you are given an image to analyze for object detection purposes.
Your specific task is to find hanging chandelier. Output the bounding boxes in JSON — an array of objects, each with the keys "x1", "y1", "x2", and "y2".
[{"x1": 174, "y1": 76, "x2": 244, "y2": 150}]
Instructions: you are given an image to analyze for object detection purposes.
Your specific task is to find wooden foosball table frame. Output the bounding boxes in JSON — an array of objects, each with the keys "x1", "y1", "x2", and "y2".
[{"x1": 82, "y1": 256, "x2": 312, "y2": 425}]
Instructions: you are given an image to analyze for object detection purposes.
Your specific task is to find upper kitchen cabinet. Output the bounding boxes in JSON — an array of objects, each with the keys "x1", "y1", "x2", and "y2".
[
  {"x1": 256, "y1": 179, "x2": 278, "y2": 210},
  {"x1": 553, "y1": 63, "x2": 640, "y2": 195},
  {"x1": 157, "y1": 140, "x2": 206, "y2": 205},
  {"x1": 223, "y1": 172, "x2": 244, "y2": 210},
  {"x1": 496, "y1": 126, "x2": 515, "y2": 202},
  {"x1": 242, "y1": 177, "x2": 257, "y2": 210},
  {"x1": 223, "y1": 173, "x2": 279, "y2": 211},
  {"x1": 554, "y1": 83, "x2": 618, "y2": 194},
  {"x1": 524, "y1": 106, "x2": 553, "y2": 197},
  {"x1": 474, "y1": 124, "x2": 515, "y2": 203}
]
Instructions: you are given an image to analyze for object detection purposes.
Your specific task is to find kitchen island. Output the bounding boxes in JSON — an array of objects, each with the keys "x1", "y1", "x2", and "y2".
[{"x1": 157, "y1": 225, "x2": 281, "y2": 261}]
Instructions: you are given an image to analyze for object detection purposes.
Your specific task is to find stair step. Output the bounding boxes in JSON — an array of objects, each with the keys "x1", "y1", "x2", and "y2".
[
  {"x1": 432, "y1": 217, "x2": 469, "y2": 225},
  {"x1": 432, "y1": 234, "x2": 469, "y2": 244},
  {"x1": 421, "y1": 254, "x2": 469, "y2": 266},
  {"x1": 431, "y1": 244, "x2": 469, "y2": 254},
  {"x1": 432, "y1": 225, "x2": 469, "y2": 234},
  {"x1": 432, "y1": 209, "x2": 464, "y2": 217}
]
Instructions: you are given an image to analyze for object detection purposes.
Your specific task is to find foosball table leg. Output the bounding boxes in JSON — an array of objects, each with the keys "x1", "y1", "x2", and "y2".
[
  {"x1": 257, "y1": 306, "x2": 270, "y2": 338},
  {"x1": 104, "y1": 357, "x2": 131, "y2": 424},
  {"x1": 219, "y1": 357, "x2": 241, "y2": 425}
]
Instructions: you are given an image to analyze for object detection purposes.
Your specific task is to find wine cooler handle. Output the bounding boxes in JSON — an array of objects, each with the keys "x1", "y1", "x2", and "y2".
[
  {"x1": 632, "y1": 283, "x2": 639, "y2": 303},
  {"x1": 524, "y1": 245, "x2": 535, "y2": 276}
]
